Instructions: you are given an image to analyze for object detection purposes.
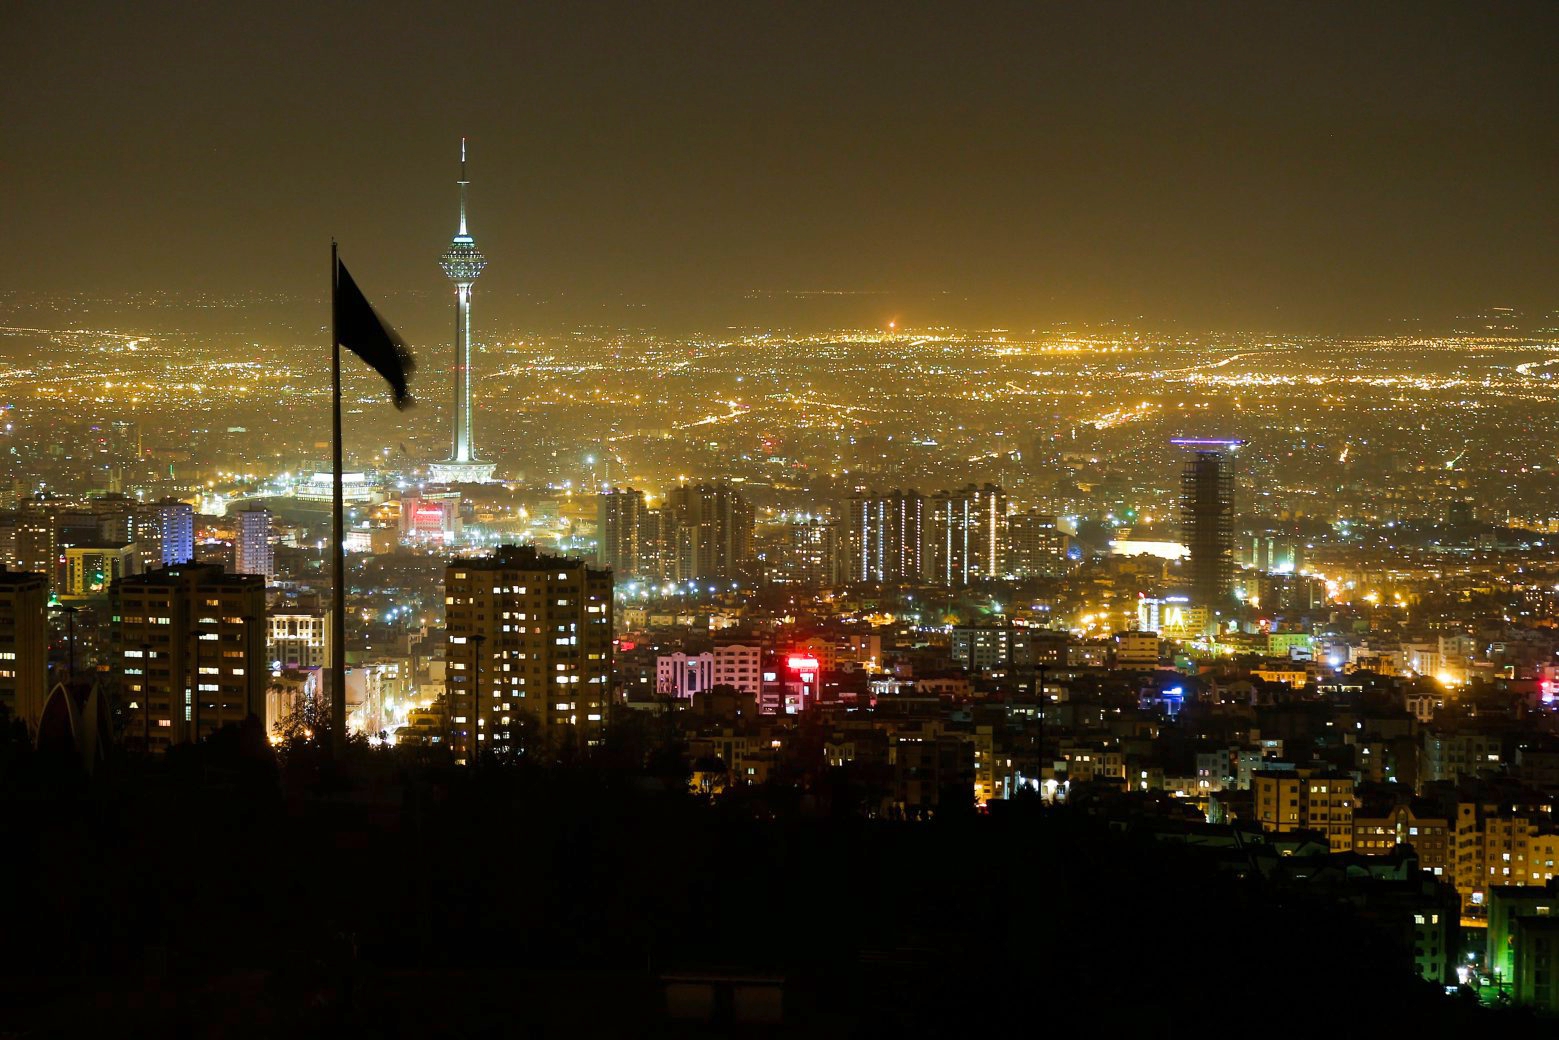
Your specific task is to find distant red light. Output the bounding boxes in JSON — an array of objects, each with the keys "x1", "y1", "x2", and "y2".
[
  {"x1": 787, "y1": 654, "x2": 819, "y2": 674},
  {"x1": 617, "y1": 640, "x2": 636, "y2": 651}
]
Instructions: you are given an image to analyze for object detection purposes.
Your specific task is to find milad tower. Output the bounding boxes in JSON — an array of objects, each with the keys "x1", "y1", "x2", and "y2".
[{"x1": 429, "y1": 138, "x2": 496, "y2": 484}]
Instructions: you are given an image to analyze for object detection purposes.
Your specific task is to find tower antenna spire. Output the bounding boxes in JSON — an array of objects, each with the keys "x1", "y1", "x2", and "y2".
[{"x1": 457, "y1": 137, "x2": 470, "y2": 238}]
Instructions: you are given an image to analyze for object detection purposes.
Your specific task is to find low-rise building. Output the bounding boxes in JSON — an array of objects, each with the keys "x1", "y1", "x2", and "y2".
[{"x1": 1253, "y1": 769, "x2": 1355, "y2": 852}]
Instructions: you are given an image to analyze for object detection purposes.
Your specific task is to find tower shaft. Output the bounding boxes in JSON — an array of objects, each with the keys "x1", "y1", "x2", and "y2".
[
  {"x1": 452, "y1": 282, "x2": 474, "y2": 462},
  {"x1": 432, "y1": 138, "x2": 494, "y2": 484}
]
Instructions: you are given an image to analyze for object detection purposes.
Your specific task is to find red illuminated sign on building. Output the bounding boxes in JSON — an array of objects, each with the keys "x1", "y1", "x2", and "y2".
[{"x1": 786, "y1": 654, "x2": 819, "y2": 674}]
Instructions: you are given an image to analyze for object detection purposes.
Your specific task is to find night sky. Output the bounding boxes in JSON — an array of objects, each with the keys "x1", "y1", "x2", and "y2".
[{"x1": 3, "y1": 2, "x2": 1555, "y2": 332}]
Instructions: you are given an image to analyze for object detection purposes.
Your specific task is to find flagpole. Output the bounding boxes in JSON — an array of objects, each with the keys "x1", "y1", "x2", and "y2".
[{"x1": 331, "y1": 239, "x2": 347, "y2": 757}]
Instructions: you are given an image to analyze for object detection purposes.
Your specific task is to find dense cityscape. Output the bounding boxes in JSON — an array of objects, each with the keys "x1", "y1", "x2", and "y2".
[
  {"x1": 7, "y1": 3, "x2": 1559, "y2": 1035},
  {"x1": 9, "y1": 292, "x2": 1559, "y2": 1021}
]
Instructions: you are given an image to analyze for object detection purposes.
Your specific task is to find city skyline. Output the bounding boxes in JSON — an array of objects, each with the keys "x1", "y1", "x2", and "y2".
[{"x1": 7, "y1": 4, "x2": 1559, "y2": 1031}]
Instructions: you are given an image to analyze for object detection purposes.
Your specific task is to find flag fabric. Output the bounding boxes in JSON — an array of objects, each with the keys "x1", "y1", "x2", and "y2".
[{"x1": 334, "y1": 259, "x2": 416, "y2": 409}]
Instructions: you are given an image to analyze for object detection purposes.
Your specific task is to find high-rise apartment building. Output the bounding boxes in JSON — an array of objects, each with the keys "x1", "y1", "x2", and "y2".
[
  {"x1": 0, "y1": 568, "x2": 48, "y2": 733},
  {"x1": 597, "y1": 487, "x2": 645, "y2": 576},
  {"x1": 1007, "y1": 510, "x2": 1070, "y2": 578},
  {"x1": 444, "y1": 545, "x2": 613, "y2": 762},
  {"x1": 112, "y1": 562, "x2": 266, "y2": 751},
  {"x1": 927, "y1": 484, "x2": 1006, "y2": 586},
  {"x1": 86, "y1": 494, "x2": 137, "y2": 543},
  {"x1": 152, "y1": 498, "x2": 195, "y2": 566},
  {"x1": 17, "y1": 498, "x2": 57, "y2": 583},
  {"x1": 757, "y1": 516, "x2": 842, "y2": 586},
  {"x1": 666, "y1": 482, "x2": 753, "y2": 583},
  {"x1": 128, "y1": 504, "x2": 162, "y2": 570},
  {"x1": 0, "y1": 513, "x2": 20, "y2": 570},
  {"x1": 1178, "y1": 444, "x2": 1237, "y2": 609},
  {"x1": 234, "y1": 505, "x2": 273, "y2": 579},
  {"x1": 636, "y1": 506, "x2": 674, "y2": 581},
  {"x1": 847, "y1": 490, "x2": 925, "y2": 584},
  {"x1": 56, "y1": 508, "x2": 109, "y2": 551}
]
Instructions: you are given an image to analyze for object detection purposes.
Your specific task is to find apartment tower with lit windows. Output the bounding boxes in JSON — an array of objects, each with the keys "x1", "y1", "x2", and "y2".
[
  {"x1": 0, "y1": 567, "x2": 48, "y2": 734},
  {"x1": 111, "y1": 563, "x2": 266, "y2": 751},
  {"x1": 444, "y1": 545, "x2": 613, "y2": 762}
]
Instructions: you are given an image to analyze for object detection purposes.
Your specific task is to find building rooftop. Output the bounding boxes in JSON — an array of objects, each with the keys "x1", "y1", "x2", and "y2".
[
  {"x1": 114, "y1": 562, "x2": 265, "y2": 589},
  {"x1": 452, "y1": 544, "x2": 603, "y2": 572}
]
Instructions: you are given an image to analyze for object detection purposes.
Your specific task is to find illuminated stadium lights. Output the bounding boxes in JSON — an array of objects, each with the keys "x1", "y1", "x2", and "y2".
[{"x1": 1169, "y1": 438, "x2": 1245, "y2": 449}]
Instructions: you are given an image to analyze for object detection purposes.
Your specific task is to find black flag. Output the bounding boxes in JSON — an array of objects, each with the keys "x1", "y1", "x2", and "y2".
[{"x1": 334, "y1": 259, "x2": 416, "y2": 409}]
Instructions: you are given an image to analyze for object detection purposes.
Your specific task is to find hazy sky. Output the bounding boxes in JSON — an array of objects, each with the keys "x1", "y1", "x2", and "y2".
[{"x1": 3, "y1": 2, "x2": 1555, "y2": 332}]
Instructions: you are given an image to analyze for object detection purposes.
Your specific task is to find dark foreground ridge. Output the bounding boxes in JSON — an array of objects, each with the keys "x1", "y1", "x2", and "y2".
[{"x1": 0, "y1": 727, "x2": 1537, "y2": 1039}]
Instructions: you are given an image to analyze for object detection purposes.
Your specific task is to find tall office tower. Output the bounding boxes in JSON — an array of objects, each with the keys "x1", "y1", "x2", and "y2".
[
  {"x1": 847, "y1": 490, "x2": 926, "y2": 584},
  {"x1": 234, "y1": 505, "x2": 273, "y2": 579},
  {"x1": 268, "y1": 594, "x2": 331, "y2": 669},
  {"x1": 1008, "y1": 509, "x2": 1069, "y2": 578},
  {"x1": 0, "y1": 568, "x2": 48, "y2": 734},
  {"x1": 666, "y1": 482, "x2": 754, "y2": 583},
  {"x1": 597, "y1": 487, "x2": 645, "y2": 575},
  {"x1": 927, "y1": 484, "x2": 1007, "y2": 586},
  {"x1": 153, "y1": 498, "x2": 195, "y2": 566},
  {"x1": 444, "y1": 545, "x2": 613, "y2": 762},
  {"x1": 112, "y1": 563, "x2": 266, "y2": 751},
  {"x1": 429, "y1": 138, "x2": 496, "y2": 484},
  {"x1": 1177, "y1": 442, "x2": 1239, "y2": 609}
]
